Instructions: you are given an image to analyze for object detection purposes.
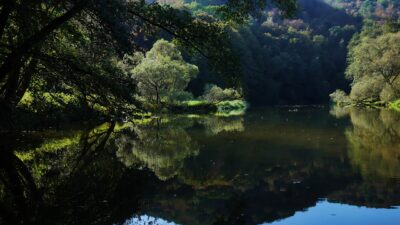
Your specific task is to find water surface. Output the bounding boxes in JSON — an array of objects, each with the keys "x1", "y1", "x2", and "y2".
[{"x1": 1, "y1": 107, "x2": 400, "y2": 225}]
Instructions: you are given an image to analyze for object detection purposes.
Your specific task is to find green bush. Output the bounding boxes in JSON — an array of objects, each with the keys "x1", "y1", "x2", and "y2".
[
  {"x1": 202, "y1": 84, "x2": 241, "y2": 103},
  {"x1": 329, "y1": 89, "x2": 350, "y2": 105}
]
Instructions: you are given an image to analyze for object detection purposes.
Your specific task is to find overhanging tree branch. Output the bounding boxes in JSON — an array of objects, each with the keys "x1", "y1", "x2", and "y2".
[
  {"x1": 128, "y1": 9, "x2": 211, "y2": 59},
  {"x1": 0, "y1": 0, "x2": 89, "y2": 83}
]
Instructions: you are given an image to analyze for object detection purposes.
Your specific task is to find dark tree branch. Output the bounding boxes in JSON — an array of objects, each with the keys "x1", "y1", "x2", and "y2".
[
  {"x1": 128, "y1": 9, "x2": 210, "y2": 59},
  {"x1": 0, "y1": 0, "x2": 89, "y2": 84}
]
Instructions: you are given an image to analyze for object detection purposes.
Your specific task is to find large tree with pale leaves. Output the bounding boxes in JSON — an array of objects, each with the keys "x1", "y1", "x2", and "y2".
[
  {"x1": 132, "y1": 40, "x2": 199, "y2": 108},
  {"x1": 345, "y1": 31, "x2": 400, "y2": 101}
]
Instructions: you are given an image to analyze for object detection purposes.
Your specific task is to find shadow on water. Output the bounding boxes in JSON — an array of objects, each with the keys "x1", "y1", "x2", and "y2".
[{"x1": 1, "y1": 107, "x2": 400, "y2": 225}]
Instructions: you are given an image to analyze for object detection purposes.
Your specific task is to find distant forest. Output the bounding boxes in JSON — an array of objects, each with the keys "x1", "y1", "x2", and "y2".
[{"x1": 161, "y1": 0, "x2": 400, "y2": 105}]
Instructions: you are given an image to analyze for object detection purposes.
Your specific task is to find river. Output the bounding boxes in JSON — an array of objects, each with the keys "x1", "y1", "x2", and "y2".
[{"x1": 0, "y1": 106, "x2": 399, "y2": 225}]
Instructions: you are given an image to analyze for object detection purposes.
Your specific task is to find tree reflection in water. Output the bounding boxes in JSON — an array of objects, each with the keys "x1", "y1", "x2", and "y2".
[
  {"x1": 1, "y1": 108, "x2": 400, "y2": 225},
  {"x1": 0, "y1": 122, "x2": 162, "y2": 225},
  {"x1": 115, "y1": 117, "x2": 199, "y2": 181},
  {"x1": 329, "y1": 107, "x2": 400, "y2": 208}
]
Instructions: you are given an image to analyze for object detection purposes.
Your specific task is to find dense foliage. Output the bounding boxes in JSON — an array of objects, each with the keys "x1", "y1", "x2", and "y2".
[
  {"x1": 326, "y1": 0, "x2": 400, "y2": 20},
  {"x1": 0, "y1": 0, "x2": 297, "y2": 128},
  {"x1": 231, "y1": 0, "x2": 360, "y2": 105},
  {"x1": 168, "y1": 0, "x2": 362, "y2": 104},
  {"x1": 131, "y1": 39, "x2": 199, "y2": 109},
  {"x1": 2, "y1": 0, "x2": 400, "y2": 127},
  {"x1": 331, "y1": 20, "x2": 400, "y2": 105}
]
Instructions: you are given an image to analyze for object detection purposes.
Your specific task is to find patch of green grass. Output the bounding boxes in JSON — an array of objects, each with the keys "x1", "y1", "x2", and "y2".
[
  {"x1": 180, "y1": 99, "x2": 247, "y2": 116},
  {"x1": 185, "y1": 100, "x2": 208, "y2": 106}
]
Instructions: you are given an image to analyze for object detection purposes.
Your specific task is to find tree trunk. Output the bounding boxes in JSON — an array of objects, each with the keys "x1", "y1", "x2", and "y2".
[
  {"x1": 2, "y1": 60, "x2": 23, "y2": 104},
  {"x1": 14, "y1": 58, "x2": 38, "y2": 104}
]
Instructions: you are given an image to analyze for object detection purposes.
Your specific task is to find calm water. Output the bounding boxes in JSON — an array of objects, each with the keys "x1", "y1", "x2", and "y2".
[{"x1": 1, "y1": 106, "x2": 400, "y2": 225}]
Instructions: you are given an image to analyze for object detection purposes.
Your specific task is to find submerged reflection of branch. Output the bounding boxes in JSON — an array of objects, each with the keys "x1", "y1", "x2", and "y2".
[
  {"x1": 0, "y1": 121, "x2": 171, "y2": 225},
  {"x1": 0, "y1": 123, "x2": 121, "y2": 225},
  {"x1": 115, "y1": 117, "x2": 199, "y2": 181},
  {"x1": 0, "y1": 146, "x2": 42, "y2": 225},
  {"x1": 331, "y1": 107, "x2": 400, "y2": 179}
]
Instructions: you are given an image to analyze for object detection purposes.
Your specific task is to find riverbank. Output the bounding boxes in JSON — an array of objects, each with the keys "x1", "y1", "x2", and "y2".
[
  {"x1": 0, "y1": 98, "x2": 247, "y2": 132},
  {"x1": 332, "y1": 99, "x2": 400, "y2": 112},
  {"x1": 168, "y1": 100, "x2": 247, "y2": 116}
]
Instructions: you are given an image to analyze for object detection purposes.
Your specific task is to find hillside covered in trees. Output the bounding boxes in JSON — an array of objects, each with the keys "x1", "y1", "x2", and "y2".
[
  {"x1": 164, "y1": 0, "x2": 400, "y2": 105},
  {"x1": 171, "y1": 0, "x2": 361, "y2": 104}
]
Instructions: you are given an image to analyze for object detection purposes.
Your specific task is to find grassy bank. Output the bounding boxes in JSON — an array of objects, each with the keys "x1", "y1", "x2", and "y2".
[
  {"x1": 332, "y1": 99, "x2": 400, "y2": 112},
  {"x1": 169, "y1": 100, "x2": 247, "y2": 115}
]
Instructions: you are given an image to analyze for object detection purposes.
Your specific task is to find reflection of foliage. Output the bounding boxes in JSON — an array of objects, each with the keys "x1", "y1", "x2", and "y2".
[
  {"x1": 115, "y1": 118, "x2": 199, "y2": 181},
  {"x1": 200, "y1": 116, "x2": 244, "y2": 135},
  {"x1": 329, "y1": 104, "x2": 351, "y2": 118},
  {"x1": 123, "y1": 215, "x2": 177, "y2": 225},
  {"x1": 151, "y1": 143, "x2": 356, "y2": 225},
  {"x1": 14, "y1": 123, "x2": 116, "y2": 184},
  {"x1": 343, "y1": 108, "x2": 400, "y2": 179},
  {"x1": 216, "y1": 100, "x2": 247, "y2": 116},
  {"x1": 0, "y1": 122, "x2": 137, "y2": 225},
  {"x1": 4, "y1": 110, "x2": 400, "y2": 225},
  {"x1": 329, "y1": 180, "x2": 400, "y2": 208},
  {"x1": 115, "y1": 115, "x2": 245, "y2": 180}
]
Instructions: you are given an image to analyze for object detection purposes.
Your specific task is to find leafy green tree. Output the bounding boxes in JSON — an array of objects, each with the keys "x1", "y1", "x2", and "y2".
[
  {"x1": 349, "y1": 76, "x2": 385, "y2": 102},
  {"x1": 346, "y1": 31, "x2": 400, "y2": 102},
  {"x1": 347, "y1": 32, "x2": 400, "y2": 84},
  {"x1": 329, "y1": 89, "x2": 350, "y2": 105},
  {"x1": 131, "y1": 40, "x2": 198, "y2": 108}
]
